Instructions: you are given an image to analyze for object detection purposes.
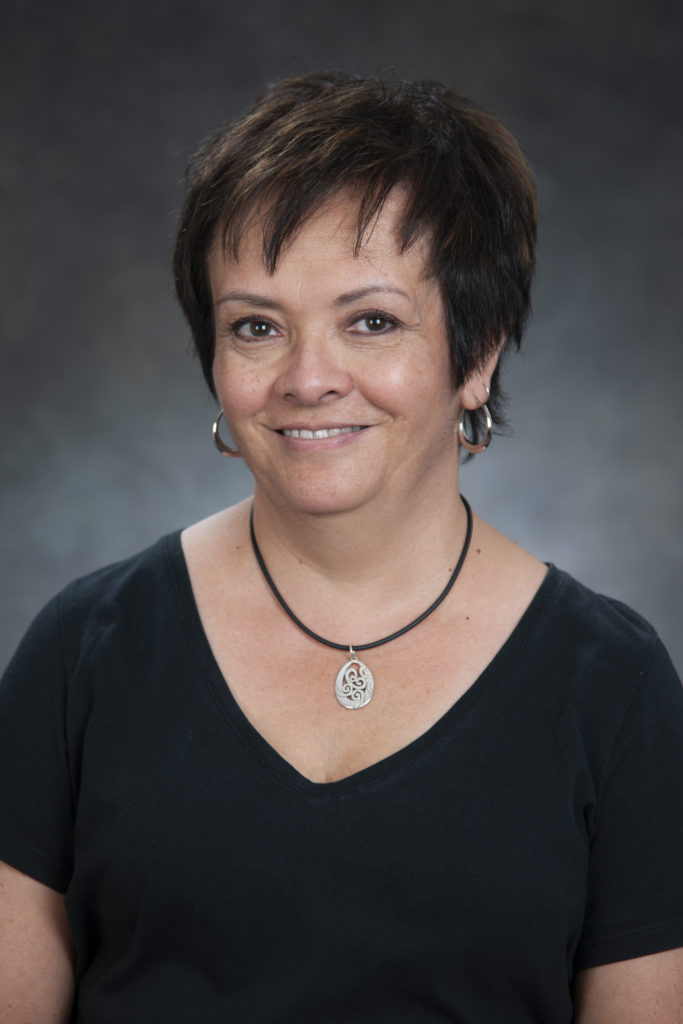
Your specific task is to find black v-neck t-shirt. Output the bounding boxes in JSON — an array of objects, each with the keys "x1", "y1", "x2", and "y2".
[{"x1": 1, "y1": 532, "x2": 683, "y2": 1023}]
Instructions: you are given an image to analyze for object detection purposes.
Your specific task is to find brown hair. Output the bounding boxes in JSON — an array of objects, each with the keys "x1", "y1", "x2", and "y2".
[{"x1": 173, "y1": 71, "x2": 537, "y2": 440}]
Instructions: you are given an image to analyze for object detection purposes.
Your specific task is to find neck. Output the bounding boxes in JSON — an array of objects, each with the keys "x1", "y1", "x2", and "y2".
[
  {"x1": 251, "y1": 494, "x2": 472, "y2": 649},
  {"x1": 252, "y1": 459, "x2": 465, "y2": 575},
  {"x1": 247, "y1": 460, "x2": 471, "y2": 650}
]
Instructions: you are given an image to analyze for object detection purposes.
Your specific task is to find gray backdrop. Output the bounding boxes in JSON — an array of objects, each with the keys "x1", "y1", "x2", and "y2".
[{"x1": 2, "y1": 0, "x2": 681, "y2": 673}]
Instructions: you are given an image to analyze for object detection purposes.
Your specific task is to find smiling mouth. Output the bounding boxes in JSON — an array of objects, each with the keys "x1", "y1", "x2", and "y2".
[{"x1": 279, "y1": 426, "x2": 366, "y2": 439}]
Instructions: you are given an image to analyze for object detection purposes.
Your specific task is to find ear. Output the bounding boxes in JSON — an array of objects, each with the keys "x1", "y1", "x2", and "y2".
[{"x1": 459, "y1": 337, "x2": 505, "y2": 410}]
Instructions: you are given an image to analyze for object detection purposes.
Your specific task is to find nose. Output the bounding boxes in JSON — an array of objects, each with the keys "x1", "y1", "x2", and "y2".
[{"x1": 274, "y1": 335, "x2": 354, "y2": 406}]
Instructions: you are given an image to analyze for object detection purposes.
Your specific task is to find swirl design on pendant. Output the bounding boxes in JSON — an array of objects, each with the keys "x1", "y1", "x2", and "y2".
[{"x1": 335, "y1": 658, "x2": 375, "y2": 709}]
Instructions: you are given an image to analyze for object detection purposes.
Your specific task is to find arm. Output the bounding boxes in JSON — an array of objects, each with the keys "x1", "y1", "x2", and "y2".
[
  {"x1": 0, "y1": 860, "x2": 75, "y2": 1023},
  {"x1": 573, "y1": 948, "x2": 683, "y2": 1024}
]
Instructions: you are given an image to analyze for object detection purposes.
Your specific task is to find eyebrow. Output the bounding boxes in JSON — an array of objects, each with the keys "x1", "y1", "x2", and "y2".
[
  {"x1": 213, "y1": 285, "x2": 409, "y2": 309},
  {"x1": 214, "y1": 290, "x2": 286, "y2": 310},
  {"x1": 333, "y1": 285, "x2": 410, "y2": 306}
]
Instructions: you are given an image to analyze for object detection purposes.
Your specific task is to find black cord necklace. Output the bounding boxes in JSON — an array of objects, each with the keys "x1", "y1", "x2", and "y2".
[{"x1": 249, "y1": 496, "x2": 473, "y2": 709}]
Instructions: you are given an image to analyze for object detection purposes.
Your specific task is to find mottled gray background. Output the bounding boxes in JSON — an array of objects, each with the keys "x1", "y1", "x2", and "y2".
[{"x1": 1, "y1": 0, "x2": 681, "y2": 672}]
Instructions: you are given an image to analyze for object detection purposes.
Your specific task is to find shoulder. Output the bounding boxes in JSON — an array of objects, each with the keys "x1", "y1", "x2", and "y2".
[
  {"x1": 59, "y1": 532, "x2": 181, "y2": 624},
  {"x1": 468, "y1": 515, "x2": 667, "y2": 694},
  {"x1": 539, "y1": 565, "x2": 666, "y2": 676},
  {"x1": 474, "y1": 514, "x2": 659, "y2": 669},
  {"x1": 474, "y1": 515, "x2": 681, "y2": 752},
  {"x1": 523, "y1": 565, "x2": 683, "y2": 765},
  {"x1": 3, "y1": 531, "x2": 186, "y2": 686}
]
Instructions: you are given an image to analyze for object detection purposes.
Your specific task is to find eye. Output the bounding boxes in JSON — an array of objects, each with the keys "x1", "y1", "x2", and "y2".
[
  {"x1": 233, "y1": 318, "x2": 278, "y2": 340},
  {"x1": 351, "y1": 312, "x2": 399, "y2": 335}
]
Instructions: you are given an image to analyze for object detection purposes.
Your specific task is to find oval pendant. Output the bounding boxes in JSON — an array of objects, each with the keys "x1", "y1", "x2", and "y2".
[{"x1": 335, "y1": 657, "x2": 374, "y2": 709}]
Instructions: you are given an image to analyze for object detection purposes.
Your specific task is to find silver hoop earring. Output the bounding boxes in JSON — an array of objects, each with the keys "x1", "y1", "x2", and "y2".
[
  {"x1": 458, "y1": 403, "x2": 493, "y2": 455},
  {"x1": 212, "y1": 410, "x2": 241, "y2": 458}
]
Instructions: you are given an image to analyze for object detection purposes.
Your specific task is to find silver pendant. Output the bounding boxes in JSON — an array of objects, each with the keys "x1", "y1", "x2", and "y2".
[{"x1": 335, "y1": 648, "x2": 374, "y2": 709}]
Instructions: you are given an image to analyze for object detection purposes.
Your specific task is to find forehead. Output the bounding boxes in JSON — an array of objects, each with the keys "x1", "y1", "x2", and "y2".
[{"x1": 208, "y1": 189, "x2": 432, "y2": 294}]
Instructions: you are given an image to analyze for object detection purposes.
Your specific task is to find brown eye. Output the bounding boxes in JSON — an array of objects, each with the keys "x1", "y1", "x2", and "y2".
[
  {"x1": 234, "y1": 318, "x2": 275, "y2": 340},
  {"x1": 247, "y1": 320, "x2": 271, "y2": 337},
  {"x1": 353, "y1": 313, "x2": 398, "y2": 335}
]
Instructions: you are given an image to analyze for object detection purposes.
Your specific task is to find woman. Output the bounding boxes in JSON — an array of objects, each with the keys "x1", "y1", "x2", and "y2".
[{"x1": 1, "y1": 72, "x2": 682, "y2": 1022}]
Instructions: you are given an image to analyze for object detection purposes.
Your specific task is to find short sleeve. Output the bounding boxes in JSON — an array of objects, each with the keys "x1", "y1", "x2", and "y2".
[
  {"x1": 0, "y1": 593, "x2": 74, "y2": 892},
  {"x1": 575, "y1": 638, "x2": 683, "y2": 969}
]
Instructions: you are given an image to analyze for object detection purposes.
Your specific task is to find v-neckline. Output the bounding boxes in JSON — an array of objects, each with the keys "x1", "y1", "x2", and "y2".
[{"x1": 164, "y1": 531, "x2": 562, "y2": 798}]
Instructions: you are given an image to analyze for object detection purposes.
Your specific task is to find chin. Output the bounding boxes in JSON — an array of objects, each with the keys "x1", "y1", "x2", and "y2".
[{"x1": 259, "y1": 477, "x2": 382, "y2": 518}]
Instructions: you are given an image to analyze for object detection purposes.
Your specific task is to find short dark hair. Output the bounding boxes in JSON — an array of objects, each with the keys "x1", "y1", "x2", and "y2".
[{"x1": 173, "y1": 71, "x2": 537, "y2": 439}]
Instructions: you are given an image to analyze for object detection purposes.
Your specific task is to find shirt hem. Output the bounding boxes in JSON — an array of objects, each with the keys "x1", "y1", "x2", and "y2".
[
  {"x1": 575, "y1": 917, "x2": 683, "y2": 970},
  {"x1": 0, "y1": 831, "x2": 71, "y2": 893}
]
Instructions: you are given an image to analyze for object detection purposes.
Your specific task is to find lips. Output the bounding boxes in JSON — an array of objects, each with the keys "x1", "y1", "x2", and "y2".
[{"x1": 279, "y1": 426, "x2": 366, "y2": 439}]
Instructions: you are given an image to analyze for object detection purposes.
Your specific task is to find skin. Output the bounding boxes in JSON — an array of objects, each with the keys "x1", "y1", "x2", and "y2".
[
  {"x1": 2, "y1": 190, "x2": 681, "y2": 1021},
  {"x1": 210, "y1": 192, "x2": 472, "y2": 526},
  {"x1": 573, "y1": 950, "x2": 683, "y2": 1022},
  {"x1": 0, "y1": 860, "x2": 74, "y2": 1022},
  {"x1": 196, "y1": 189, "x2": 538, "y2": 783}
]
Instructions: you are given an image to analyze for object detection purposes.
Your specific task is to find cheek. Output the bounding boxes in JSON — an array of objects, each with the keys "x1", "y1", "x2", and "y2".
[
  {"x1": 382, "y1": 348, "x2": 455, "y2": 406},
  {"x1": 213, "y1": 356, "x2": 271, "y2": 420}
]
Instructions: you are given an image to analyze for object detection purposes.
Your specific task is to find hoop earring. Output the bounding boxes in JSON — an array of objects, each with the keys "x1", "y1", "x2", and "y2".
[
  {"x1": 458, "y1": 403, "x2": 493, "y2": 455},
  {"x1": 212, "y1": 410, "x2": 241, "y2": 458}
]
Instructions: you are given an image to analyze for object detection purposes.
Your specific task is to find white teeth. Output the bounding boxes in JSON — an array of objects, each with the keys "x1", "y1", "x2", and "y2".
[{"x1": 282, "y1": 426, "x2": 364, "y2": 439}]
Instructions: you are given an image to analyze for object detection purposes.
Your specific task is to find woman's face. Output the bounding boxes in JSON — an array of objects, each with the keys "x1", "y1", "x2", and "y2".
[{"x1": 209, "y1": 190, "x2": 463, "y2": 517}]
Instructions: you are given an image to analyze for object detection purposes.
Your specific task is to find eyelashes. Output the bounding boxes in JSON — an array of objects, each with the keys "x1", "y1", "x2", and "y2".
[
  {"x1": 351, "y1": 312, "x2": 401, "y2": 335},
  {"x1": 230, "y1": 317, "x2": 278, "y2": 340},
  {"x1": 227, "y1": 310, "x2": 402, "y2": 342}
]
